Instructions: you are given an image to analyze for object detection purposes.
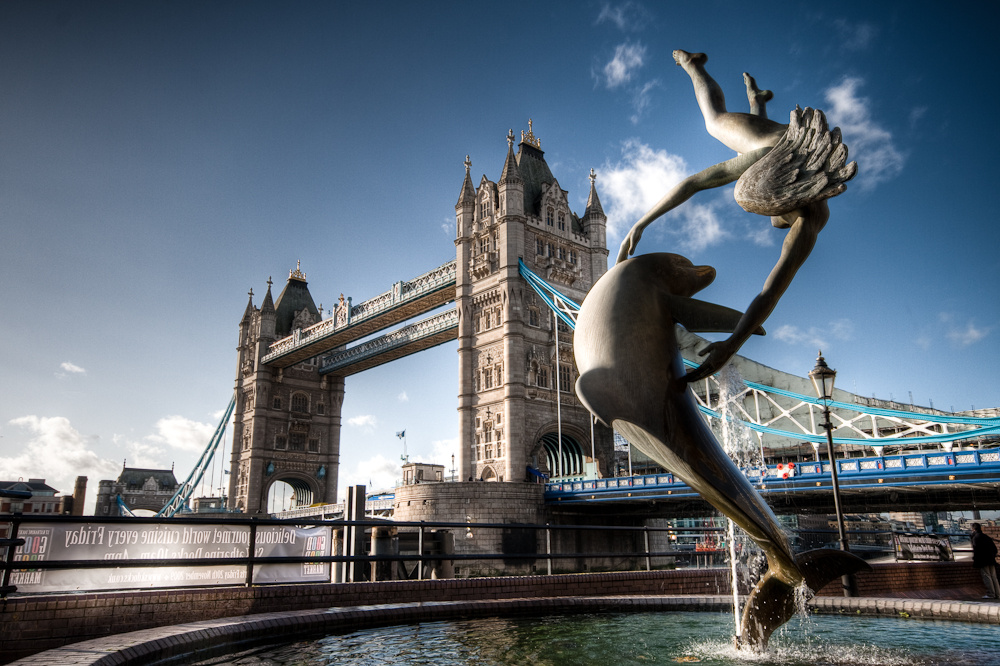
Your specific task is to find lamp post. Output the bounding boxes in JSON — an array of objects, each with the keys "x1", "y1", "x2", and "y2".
[{"x1": 808, "y1": 351, "x2": 858, "y2": 597}]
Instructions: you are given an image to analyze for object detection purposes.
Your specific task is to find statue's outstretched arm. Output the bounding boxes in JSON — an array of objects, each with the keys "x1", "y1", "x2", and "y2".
[
  {"x1": 684, "y1": 201, "x2": 828, "y2": 382},
  {"x1": 616, "y1": 148, "x2": 770, "y2": 265}
]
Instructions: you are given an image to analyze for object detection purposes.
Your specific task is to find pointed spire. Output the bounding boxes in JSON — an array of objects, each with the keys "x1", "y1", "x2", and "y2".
[
  {"x1": 500, "y1": 129, "x2": 522, "y2": 184},
  {"x1": 242, "y1": 288, "x2": 255, "y2": 322},
  {"x1": 584, "y1": 167, "x2": 605, "y2": 217},
  {"x1": 261, "y1": 276, "x2": 275, "y2": 312},
  {"x1": 457, "y1": 155, "x2": 476, "y2": 206}
]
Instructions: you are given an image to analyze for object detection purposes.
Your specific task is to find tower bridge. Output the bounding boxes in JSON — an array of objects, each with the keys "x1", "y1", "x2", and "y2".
[{"x1": 226, "y1": 121, "x2": 1000, "y2": 525}]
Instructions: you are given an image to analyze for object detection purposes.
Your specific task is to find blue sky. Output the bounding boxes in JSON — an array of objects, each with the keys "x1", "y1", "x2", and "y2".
[{"x1": 1, "y1": 1, "x2": 997, "y2": 511}]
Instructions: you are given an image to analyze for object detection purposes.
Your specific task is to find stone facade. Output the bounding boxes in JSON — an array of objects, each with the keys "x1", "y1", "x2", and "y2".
[
  {"x1": 454, "y1": 123, "x2": 614, "y2": 484},
  {"x1": 228, "y1": 266, "x2": 344, "y2": 513},
  {"x1": 95, "y1": 469, "x2": 176, "y2": 516}
]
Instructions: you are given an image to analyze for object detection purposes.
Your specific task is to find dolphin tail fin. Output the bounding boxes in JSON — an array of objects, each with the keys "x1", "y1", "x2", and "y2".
[
  {"x1": 739, "y1": 549, "x2": 870, "y2": 649},
  {"x1": 795, "y1": 547, "x2": 871, "y2": 595}
]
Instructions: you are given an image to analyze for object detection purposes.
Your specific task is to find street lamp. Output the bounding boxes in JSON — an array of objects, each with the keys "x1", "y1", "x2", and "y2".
[{"x1": 808, "y1": 351, "x2": 858, "y2": 597}]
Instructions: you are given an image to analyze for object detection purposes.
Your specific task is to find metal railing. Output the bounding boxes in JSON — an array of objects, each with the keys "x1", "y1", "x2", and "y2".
[{"x1": 0, "y1": 513, "x2": 973, "y2": 597}]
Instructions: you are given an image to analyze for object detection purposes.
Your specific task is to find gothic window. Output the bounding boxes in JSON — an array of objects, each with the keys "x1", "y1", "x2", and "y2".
[
  {"x1": 317, "y1": 403, "x2": 325, "y2": 415},
  {"x1": 538, "y1": 367, "x2": 549, "y2": 388},
  {"x1": 558, "y1": 246, "x2": 566, "y2": 260},
  {"x1": 493, "y1": 306, "x2": 501, "y2": 325},
  {"x1": 569, "y1": 250, "x2": 577, "y2": 265},
  {"x1": 557, "y1": 319, "x2": 570, "y2": 334},
  {"x1": 474, "y1": 316, "x2": 481, "y2": 333},
  {"x1": 528, "y1": 308, "x2": 539, "y2": 327},
  {"x1": 546, "y1": 243, "x2": 553, "y2": 257},
  {"x1": 559, "y1": 365, "x2": 572, "y2": 391},
  {"x1": 291, "y1": 393, "x2": 309, "y2": 413},
  {"x1": 546, "y1": 207, "x2": 554, "y2": 226},
  {"x1": 309, "y1": 438, "x2": 319, "y2": 452},
  {"x1": 475, "y1": 373, "x2": 481, "y2": 392},
  {"x1": 275, "y1": 436, "x2": 287, "y2": 450},
  {"x1": 497, "y1": 442, "x2": 504, "y2": 458},
  {"x1": 485, "y1": 442, "x2": 494, "y2": 459},
  {"x1": 558, "y1": 212, "x2": 566, "y2": 231},
  {"x1": 272, "y1": 396, "x2": 282, "y2": 410},
  {"x1": 483, "y1": 369, "x2": 493, "y2": 390},
  {"x1": 495, "y1": 364, "x2": 503, "y2": 385},
  {"x1": 536, "y1": 238, "x2": 544, "y2": 255},
  {"x1": 484, "y1": 310, "x2": 491, "y2": 329},
  {"x1": 289, "y1": 433, "x2": 305, "y2": 451},
  {"x1": 479, "y1": 235, "x2": 489, "y2": 254}
]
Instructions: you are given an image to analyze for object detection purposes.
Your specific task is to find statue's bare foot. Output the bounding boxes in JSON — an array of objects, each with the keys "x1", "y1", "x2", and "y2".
[
  {"x1": 743, "y1": 72, "x2": 773, "y2": 117},
  {"x1": 673, "y1": 49, "x2": 707, "y2": 69}
]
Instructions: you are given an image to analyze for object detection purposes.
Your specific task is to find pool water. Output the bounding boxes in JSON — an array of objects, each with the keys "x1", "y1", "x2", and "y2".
[{"x1": 195, "y1": 611, "x2": 1000, "y2": 666}]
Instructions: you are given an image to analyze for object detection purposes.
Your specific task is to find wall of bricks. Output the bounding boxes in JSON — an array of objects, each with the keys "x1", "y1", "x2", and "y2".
[{"x1": 0, "y1": 561, "x2": 986, "y2": 664}]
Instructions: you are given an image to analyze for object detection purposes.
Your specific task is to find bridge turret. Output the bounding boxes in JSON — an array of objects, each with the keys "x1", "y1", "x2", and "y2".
[
  {"x1": 259, "y1": 278, "x2": 276, "y2": 341},
  {"x1": 498, "y1": 129, "x2": 523, "y2": 218},
  {"x1": 455, "y1": 155, "x2": 476, "y2": 240},
  {"x1": 582, "y1": 168, "x2": 609, "y2": 281}
]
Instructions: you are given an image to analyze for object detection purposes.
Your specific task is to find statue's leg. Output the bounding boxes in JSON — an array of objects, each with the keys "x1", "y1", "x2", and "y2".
[
  {"x1": 673, "y1": 50, "x2": 786, "y2": 154},
  {"x1": 673, "y1": 50, "x2": 726, "y2": 122},
  {"x1": 743, "y1": 72, "x2": 772, "y2": 119}
]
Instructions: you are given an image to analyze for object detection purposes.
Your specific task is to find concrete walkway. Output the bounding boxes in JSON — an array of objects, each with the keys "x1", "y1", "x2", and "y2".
[{"x1": 10, "y1": 594, "x2": 1000, "y2": 666}]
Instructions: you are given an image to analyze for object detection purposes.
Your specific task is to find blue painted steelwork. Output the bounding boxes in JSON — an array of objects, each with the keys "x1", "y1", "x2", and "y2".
[
  {"x1": 517, "y1": 259, "x2": 580, "y2": 329},
  {"x1": 544, "y1": 447, "x2": 1000, "y2": 503},
  {"x1": 115, "y1": 494, "x2": 136, "y2": 517},
  {"x1": 155, "y1": 394, "x2": 236, "y2": 517},
  {"x1": 518, "y1": 259, "x2": 1000, "y2": 450}
]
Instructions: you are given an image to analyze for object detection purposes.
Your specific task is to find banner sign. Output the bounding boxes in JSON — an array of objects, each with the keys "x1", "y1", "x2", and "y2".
[
  {"x1": 893, "y1": 533, "x2": 954, "y2": 562},
  {"x1": 9, "y1": 522, "x2": 332, "y2": 593}
]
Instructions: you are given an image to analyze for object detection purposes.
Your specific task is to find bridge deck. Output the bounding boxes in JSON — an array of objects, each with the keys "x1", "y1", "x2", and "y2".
[
  {"x1": 319, "y1": 308, "x2": 458, "y2": 376},
  {"x1": 262, "y1": 260, "x2": 456, "y2": 368},
  {"x1": 545, "y1": 448, "x2": 1000, "y2": 515}
]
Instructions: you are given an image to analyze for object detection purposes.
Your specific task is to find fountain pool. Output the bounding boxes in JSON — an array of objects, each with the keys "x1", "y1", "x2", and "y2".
[{"x1": 194, "y1": 611, "x2": 999, "y2": 666}]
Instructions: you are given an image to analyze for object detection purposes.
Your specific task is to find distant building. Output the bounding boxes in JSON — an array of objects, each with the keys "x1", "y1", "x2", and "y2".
[
  {"x1": 94, "y1": 467, "x2": 179, "y2": 516},
  {"x1": 0, "y1": 477, "x2": 86, "y2": 537},
  {"x1": 401, "y1": 462, "x2": 444, "y2": 485}
]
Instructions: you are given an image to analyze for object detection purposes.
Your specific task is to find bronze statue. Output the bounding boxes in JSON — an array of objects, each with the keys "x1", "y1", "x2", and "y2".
[
  {"x1": 575, "y1": 52, "x2": 865, "y2": 649},
  {"x1": 617, "y1": 50, "x2": 857, "y2": 382}
]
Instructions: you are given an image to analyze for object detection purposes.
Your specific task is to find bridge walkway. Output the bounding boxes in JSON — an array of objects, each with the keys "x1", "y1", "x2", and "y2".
[{"x1": 261, "y1": 260, "x2": 456, "y2": 368}]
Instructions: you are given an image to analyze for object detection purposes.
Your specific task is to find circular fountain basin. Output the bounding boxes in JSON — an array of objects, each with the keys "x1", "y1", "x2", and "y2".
[
  {"x1": 14, "y1": 595, "x2": 1000, "y2": 665},
  {"x1": 200, "y1": 611, "x2": 1000, "y2": 666}
]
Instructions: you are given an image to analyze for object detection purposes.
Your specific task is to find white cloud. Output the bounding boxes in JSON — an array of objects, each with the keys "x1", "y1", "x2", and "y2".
[
  {"x1": 144, "y1": 415, "x2": 215, "y2": 453},
  {"x1": 339, "y1": 453, "x2": 401, "y2": 496},
  {"x1": 347, "y1": 414, "x2": 377, "y2": 430},
  {"x1": 946, "y1": 321, "x2": 989, "y2": 347},
  {"x1": 1, "y1": 416, "x2": 121, "y2": 513},
  {"x1": 602, "y1": 42, "x2": 646, "y2": 89},
  {"x1": 772, "y1": 319, "x2": 853, "y2": 349},
  {"x1": 833, "y1": 19, "x2": 878, "y2": 51},
  {"x1": 629, "y1": 79, "x2": 660, "y2": 124},
  {"x1": 397, "y1": 391, "x2": 409, "y2": 402},
  {"x1": 600, "y1": 140, "x2": 730, "y2": 252},
  {"x1": 60, "y1": 361, "x2": 85, "y2": 374},
  {"x1": 824, "y1": 77, "x2": 905, "y2": 189},
  {"x1": 596, "y1": 2, "x2": 651, "y2": 31}
]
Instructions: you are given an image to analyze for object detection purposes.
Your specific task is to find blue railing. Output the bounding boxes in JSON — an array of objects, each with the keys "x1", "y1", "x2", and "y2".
[{"x1": 545, "y1": 447, "x2": 1000, "y2": 502}]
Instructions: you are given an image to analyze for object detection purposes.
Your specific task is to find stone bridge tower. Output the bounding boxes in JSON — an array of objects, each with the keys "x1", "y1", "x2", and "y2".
[
  {"x1": 229, "y1": 265, "x2": 345, "y2": 514},
  {"x1": 455, "y1": 122, "x2": 614, "y2": 483}
]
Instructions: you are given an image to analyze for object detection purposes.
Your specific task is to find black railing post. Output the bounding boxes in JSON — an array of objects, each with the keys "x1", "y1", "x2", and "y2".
[
  {"x1": 1, "y1": 515, "x2": 23, "y2": 597},
  {"x1": 244, "y1": 521, "x2": 257, "y2": 588}
]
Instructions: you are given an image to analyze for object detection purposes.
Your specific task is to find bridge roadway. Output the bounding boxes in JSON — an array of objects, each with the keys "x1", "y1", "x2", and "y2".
[
  {"x1": 545, "y1": 447, "x2": 1000, "y2": 517},
  {"x1": 261, "y1": 260, "x2": 456, "y2": 368}
]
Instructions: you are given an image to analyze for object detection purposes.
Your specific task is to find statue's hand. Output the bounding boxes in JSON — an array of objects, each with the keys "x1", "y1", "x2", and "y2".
[
  {"x1": 616, "y1": 224, "x2": 644, "y2": 265},
  {"x1": 684, "y1": 339, "x2": 737, "y2": 383}
]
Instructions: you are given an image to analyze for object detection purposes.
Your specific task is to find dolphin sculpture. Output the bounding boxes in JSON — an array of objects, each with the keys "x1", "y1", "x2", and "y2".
[{"x1": 574, "y1": 252, "x2": 869, "y2": 649}]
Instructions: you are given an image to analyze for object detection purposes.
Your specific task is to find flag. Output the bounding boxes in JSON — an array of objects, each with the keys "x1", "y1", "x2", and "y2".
[{"x1": 396, "y1": 430, "x2": 405, "y2": 439}]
